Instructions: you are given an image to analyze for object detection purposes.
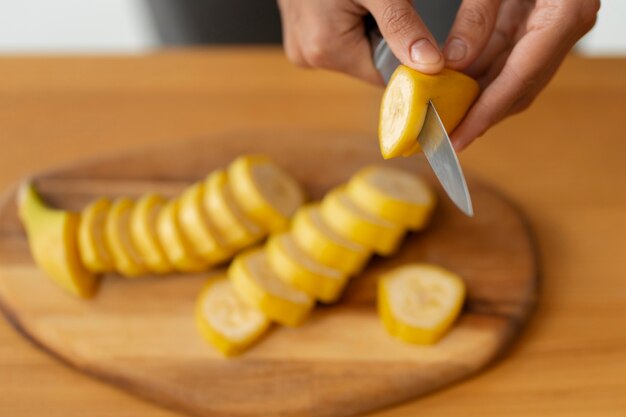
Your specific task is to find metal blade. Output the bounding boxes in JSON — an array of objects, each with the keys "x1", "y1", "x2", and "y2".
[{"x1": 418, "y1": 101, "x2": 473, "y2": 216}]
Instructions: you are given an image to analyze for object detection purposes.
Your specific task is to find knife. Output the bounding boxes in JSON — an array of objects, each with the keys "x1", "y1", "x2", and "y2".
[{"x1": 369, "y1": 24, "x2": 474, "y2": 217}]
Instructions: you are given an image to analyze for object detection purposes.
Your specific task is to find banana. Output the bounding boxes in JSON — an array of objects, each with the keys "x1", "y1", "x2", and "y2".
[
  {"x1": 178, "y1": 183, "x2": 232, "y2": 265},
  {"x1": 156, "y1": 199, "x2": 207, "y2": 273},
  {"x1": 379, "y1": 66, "x2": 479, "y2": 159},
  {"x1": 18, "y1": 182, "x2": 98, "y2": 298},
  {"x1": 320, "y1": 187, "x2": 405, "y2": 256},
  {"x1": 195, "y1": 275, "x2": 270, "y2": 356},
  {"x1": 229, "y1": 248, "x2": 314, "y2": 327},
  {"x1": 228, "y1": 155, "x2": 305, "y2": 233},
  {"x1": 378, "y1": 263, "x2": 465, "y2": 345},
  {"x1": 105, "y1": 198, "x2": 149, "y2": 277},
  {"x1": 129, "y1": 193, "x2": 173, "y2": 274},
  {"x1": 346, "y1": 165, "x2": 436, "y2": 230},
  {"x1": 203, "y1": 170, "x2": 263, "y2": 249},
  {"x1": 266, "y1": 233, "x2": 348, "y2": 303},
  {"x1": 291, "y1": 204, "x2": 370, "y2": 276},
  {"x1": 78, "y1": 197, "x2": 115, "y2": 273}
]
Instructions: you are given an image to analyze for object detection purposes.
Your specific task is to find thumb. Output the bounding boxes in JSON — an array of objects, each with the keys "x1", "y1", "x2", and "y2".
[{"x1": 363, "y1": 0, "x2": 444, "y2": 74}]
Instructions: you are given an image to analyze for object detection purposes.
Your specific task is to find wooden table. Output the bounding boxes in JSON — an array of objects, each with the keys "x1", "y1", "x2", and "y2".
[{"x1": 0, "y1": 48, "x2": 624, "y2": 416}]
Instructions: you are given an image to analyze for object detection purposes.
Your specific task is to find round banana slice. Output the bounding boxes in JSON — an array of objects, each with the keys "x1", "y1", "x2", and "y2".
[
  {"x1": 156, "y1": 199, "x2": 207, "y2": 273},
  {"x1": 320, "y1": 187, "x2": 405, "y2": 256},
  {"x1": 105, "y1": 198, "x2": 148, "y2": 277},
  {"x1": 195, "y1": 274, "x2": 270, "y2": 356},
  {"x1": 229, "y1": 248, "x2": 314, "y2": 327},
  {"x1": 203, "y1": 170, "x2": 263, "y2": 249},
  {"x1": 291, "y1": 204, "x2": 370, "y2": 276},
  {"x1": 378, "y1": 263, "x2": 466, "y2": 345},
  {"x1": 178, "y1": 182, "x2": 232, "y2": 265},
  {"x1": 129, "y1": 193, "x2": 172, "y2": 274},
  {"x1": 347, "y1": 165, "x2": 436, "y2": 230},
  {"x1": 78, "y1": 198, "x2": 115, "y2": 273},
  {"x1": 266, "y1": 233, "x2": 348, "y2": 303},
  {"x1": 228, "y1": 155, "x2": 305, "y2": 233}
]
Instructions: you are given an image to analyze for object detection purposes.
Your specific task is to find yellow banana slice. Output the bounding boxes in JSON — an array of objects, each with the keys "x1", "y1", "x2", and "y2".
[
  {"x1": 78, "y1": 198, "x2": 115, "y2": 273},
  {"x1": 156, "y1": 199, "x2": 207, "y2": 273},
  {"x1": 229, "y1": 248, "x2": 314, "y2": 327},
  {"x1": 266, "y1": 233, "x2": 348, "y2": 303},
  {"x1": 18, "y1": 182, "x2": 98, "y2": 298},
  {"x1": 320, "y1": 187, "x2": 405, "y2": 256},
  {"x1": 178, "y1": 182, "x2": 232, "y2": 265},
  {"x1": 379, "y1": 66, "x2": 479, "y2": 159},
  {"x1": 129, "y1": 193, "x2": 172, "y2": 274},
  {"x1": 195, "y1": 275, "x2": 270, "y2": 356},
  {"x1": 378, "y1": 263, "x2": 466, "y2": 345},
  {"x1": 105, "y1": 198, "x2": 148, "y2": 277},
  {"x1": 291, "y1": 204, "x2": 370, "y2": 276},
  {"x1": 228, "y1": 155, "x2": 305, "y2": 233},
  {"x1": 346, "y1": 165, "x2": 436, "y2": 230},
  {"x1": 203, "y1": 170, "x2": 263, "y2": 249}
]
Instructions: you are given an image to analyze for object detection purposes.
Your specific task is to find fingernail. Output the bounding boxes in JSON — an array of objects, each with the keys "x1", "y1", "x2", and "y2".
[
  {"x1": 444, "y1": 37, "x2": 467, "y2": 62},
  {"x1": 410, "y1": 39, "x2": 442, "y2": 65}
]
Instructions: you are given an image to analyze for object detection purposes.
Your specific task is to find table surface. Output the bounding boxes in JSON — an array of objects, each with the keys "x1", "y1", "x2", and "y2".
[{"x1": 0, "y1": 48, "x2": 625, "y2": 417}]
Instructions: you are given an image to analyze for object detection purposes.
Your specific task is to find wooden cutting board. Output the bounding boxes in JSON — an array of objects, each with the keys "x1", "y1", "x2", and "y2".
[{"x1": 0, "y1": 131, "x2": 537, "y2": 417}]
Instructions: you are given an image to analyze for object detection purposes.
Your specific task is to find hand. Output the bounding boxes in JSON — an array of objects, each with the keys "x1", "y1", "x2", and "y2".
[
  {"x1": 444, "y1": 0, "x2": 600, "y2": 149},
  {"x1": 277, "y1": 0, "x2": 600, "y2": 149}
]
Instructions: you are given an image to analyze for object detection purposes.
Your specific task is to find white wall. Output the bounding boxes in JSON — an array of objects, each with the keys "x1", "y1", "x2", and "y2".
[
  {"x1": 0, "y1": 0, "x2": 623, "y2": 55},
  {"x1": 0, "y1": 0, "x2": 157, "y2": 52}
]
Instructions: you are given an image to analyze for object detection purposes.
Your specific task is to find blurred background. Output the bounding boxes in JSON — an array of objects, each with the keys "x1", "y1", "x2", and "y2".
[{"x1": 0, "y1": 0, "x2": 623, "y2": 56}]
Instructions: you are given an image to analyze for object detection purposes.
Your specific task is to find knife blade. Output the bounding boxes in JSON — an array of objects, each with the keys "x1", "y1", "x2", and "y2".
[{"x1": 369, "y1": 33, "x2": 474, "y2": 216}]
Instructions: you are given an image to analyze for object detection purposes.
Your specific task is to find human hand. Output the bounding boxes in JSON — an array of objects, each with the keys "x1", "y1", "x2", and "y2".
[
  {"x1": 444, "y1": 0, "x2": 600, "y2": 149},
  {"x1": 277, "y1": 0, "x2": 600, "y2": 149}
]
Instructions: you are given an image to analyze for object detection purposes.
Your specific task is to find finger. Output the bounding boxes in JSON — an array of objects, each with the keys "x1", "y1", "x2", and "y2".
[
  {"x1": 361, "y1": 0, "x2": 444, "y2": 74},
  {"x1": 463, "y1": 0, "x2": 531, "y2": 78},
  {"x1": 443, "y1": 0, "x2": 501, "y2": 71},
  {"x1": 451, "y1": 2, "x2": 597, "y2": 150}
]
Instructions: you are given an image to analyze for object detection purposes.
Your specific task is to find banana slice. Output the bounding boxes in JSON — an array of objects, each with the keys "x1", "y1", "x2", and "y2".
[
  {"x1": 195, "y1": 275, "x2": 270, "y2": 356},
  {"x1": 129, "y1": 193, "x2": 172, "y2": 274},
  {"x1": 266, "y1": 233, "x2": 348, "y2": 303},
  {"x1": 320, "y1": 187, "x2": 405, "y2": 256},
  {"x1": 229, "y1": 248, "x2": 314, "y2": 327},
  {"x1": 156, "y1": 199, "x2": 207, "y2": 273},
  {"x1": 18, "y1": 182, "x2": 98, "y2": 298},
  {"x1": 291, "y1": 204, "x2": 370, "y2": 276},
  {"x1": 178, "y1": 182, "x2": 232, "y2": 265},
  {"x1": 378, "y1": 263, "x2": 466, "y2": 345},
  {"x1": 78, "y1": 198, "x2": 115, "y2": 273},
  {"x1": 204, "y1": 170, "x2": 263, "y2": 249},
  {"x1": 347, "y1": 165, "x2": 436, "y2": 230},
  {"x1": 105, "y1": 198, "x2": 148, "y2": 277},
  {"x1": 228, "y1": 155, "x2": 305, "y2": 233},
  {"x1": 379, "y1": 66, "x2": 479, "y2": 159}
]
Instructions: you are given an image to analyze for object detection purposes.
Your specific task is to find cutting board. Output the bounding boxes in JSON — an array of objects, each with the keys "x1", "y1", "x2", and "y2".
[{"x1": 0, "y1": 131, "x2": 538, "y2": 417}]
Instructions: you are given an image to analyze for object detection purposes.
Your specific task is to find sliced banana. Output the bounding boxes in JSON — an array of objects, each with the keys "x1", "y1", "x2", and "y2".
[
  {"x1": 156, "y1": 199, "x2": 207, "y2": 273},
  {"x1": 203, "y1": 170, "x2": 263, "y2": 249},
  {"x1": 195, "y1": 275, "x2": 271, "y2": 356},
  {"x1": 178, "y1": 182, "x2": 232, "y2": 265},
  {"x1": 105, "y1": 198, "x2": 148, "y2": 277},
  {"x1": 378, "y1": 263, "x2": 466, "y2": 345},
  {"x1": 291, "y1": 204, "x2": 370, "y2": 276},
  {"x1": 130, "y1": 193, "x2": 173, "y2": 274},
  {"x1": 229, "y1": 248, "x2": 314, "y2": 327},
  {"x1": 347, "y1": 165, "x2": 436, "y2": 230},
  {"x1": 320, "y1": 187, "x2": 405, "y2": 256},
  {"x1": 228, "y1": 155, "x2": 304, "y2": 233},
  {"x1": 78, "y1": 198, "x2": 115, "y2": 273},
  {"x1": 266, "y1": 233, "x2": 348, "y2": 303}
]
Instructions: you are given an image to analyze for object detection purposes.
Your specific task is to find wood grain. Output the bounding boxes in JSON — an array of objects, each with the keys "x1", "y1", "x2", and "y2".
[
  {"x1": 0, "y1": 131, "x2": 536, "y2": 417},
  {"x1": 0, "y1": 49, "x2": 624, "y2": 417}
]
